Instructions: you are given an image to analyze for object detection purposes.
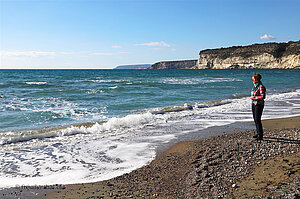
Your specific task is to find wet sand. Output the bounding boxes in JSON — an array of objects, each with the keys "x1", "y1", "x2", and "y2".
[
  {"x1": 263, "y1": 116, "x2": 300, "y2": 129},
  {"x1": 1, "y1": 116, "x2": 299, "y2": 198}
]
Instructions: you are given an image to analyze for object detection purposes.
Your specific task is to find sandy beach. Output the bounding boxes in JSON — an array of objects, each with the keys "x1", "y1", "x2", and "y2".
[
  {"x1": 2, "y1": 0, "x2": 300, "y2": 198},
  {"x1": 1, "y1": 116, "x2": 299, "y2": 199}
]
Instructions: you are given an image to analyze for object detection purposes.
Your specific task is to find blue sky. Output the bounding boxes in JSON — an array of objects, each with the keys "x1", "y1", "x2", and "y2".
[{"x1": 0, "y1": 0, "x2": 299, "y2": 69}]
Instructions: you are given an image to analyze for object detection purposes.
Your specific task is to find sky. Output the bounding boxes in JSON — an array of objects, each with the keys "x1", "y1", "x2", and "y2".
[{"x1": 0, "y1": 0, "x2": 299, "y2": 69}]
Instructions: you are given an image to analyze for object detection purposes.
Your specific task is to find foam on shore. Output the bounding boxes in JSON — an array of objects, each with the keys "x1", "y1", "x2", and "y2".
[{"x1": 0, "y1": 89, "x2": 299, "y2": 188}]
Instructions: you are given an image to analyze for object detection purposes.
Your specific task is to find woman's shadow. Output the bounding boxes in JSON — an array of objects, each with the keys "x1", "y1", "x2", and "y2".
[{"x1": 263, "y1": 137, "x2": 300, "y2": 144}]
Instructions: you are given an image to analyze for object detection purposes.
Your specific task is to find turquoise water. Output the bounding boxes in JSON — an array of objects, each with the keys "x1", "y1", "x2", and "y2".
[{"x1": 0, "y1": 69, "x2": 300, "y2": 187}]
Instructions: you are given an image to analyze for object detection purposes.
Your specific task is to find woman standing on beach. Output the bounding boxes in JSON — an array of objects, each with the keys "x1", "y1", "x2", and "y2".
[{"x1": 251, "y1": 73, "x2": 266, "y2": 140}]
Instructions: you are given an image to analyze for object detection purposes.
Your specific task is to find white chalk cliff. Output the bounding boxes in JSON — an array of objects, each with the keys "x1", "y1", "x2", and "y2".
[{"x1": 193, "y1": 40, "x2": 300, "y2": 69}]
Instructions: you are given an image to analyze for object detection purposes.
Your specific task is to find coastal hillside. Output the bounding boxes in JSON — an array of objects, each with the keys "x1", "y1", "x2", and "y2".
[
  {"x1": 151, "y1": 40, "x2": 300, "y2": 69},
  {"x1": 114, "y1": 64, "x2": 151, "y2": 69},
  {"x1": 193, "y1": 40, "x2": 300, "y2": 69},
  {"x1": 150, "y1": 60, "x2": 197, "y2": 69}
]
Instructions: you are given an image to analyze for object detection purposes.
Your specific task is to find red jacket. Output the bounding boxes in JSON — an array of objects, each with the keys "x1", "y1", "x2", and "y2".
[{"x1": 251, "y1": 82, "x2": 266, "y2": 106}]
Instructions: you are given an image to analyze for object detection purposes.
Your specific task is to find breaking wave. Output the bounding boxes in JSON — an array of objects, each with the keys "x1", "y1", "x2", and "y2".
[
  {"x1": 2, "y1": 88, "x2": 300, "y2": 146},
  {"x1": 0, "y1": 112, "x2": 155, "y2": 145},
  {"x1": 25, "y1": 82, "x2": 48, "y2": 85}
]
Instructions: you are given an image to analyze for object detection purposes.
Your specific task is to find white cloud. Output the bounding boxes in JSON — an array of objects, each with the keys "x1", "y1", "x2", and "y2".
[
  {"x1": 171, "y1": 49, "x2": 176, "y2": 51},
  {"x1": 260, "y1": 34, "x2": 276, "y2": 40},
  {"x1": 112, "y1": 46, "x2": 121, "y2": 48},
  {"x1": 1, "y1": 51, "x2": 56, "y2": 57},
  {"x1": 136, "y1": 41, "x2": 171, "y2": 47}
]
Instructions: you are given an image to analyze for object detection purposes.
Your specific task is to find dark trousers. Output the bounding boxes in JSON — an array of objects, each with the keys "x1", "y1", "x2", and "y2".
[{"x1": 252, "y1": 103, "x2": 264, "y2": 138}]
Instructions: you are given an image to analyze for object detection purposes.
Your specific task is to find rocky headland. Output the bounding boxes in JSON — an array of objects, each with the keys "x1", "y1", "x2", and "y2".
[
  {"x1": 151, "y1": 40, "x2": 300, "y2": 69},
  {"x1": 150, "y1": 60, "x2": 197, "y2": 69},
  {"x1": 194, "y1": 40, "x2": 300, "y2": 69},
  {"x1": 114, "y1": 64, "x2": 151, "y2": 69}
]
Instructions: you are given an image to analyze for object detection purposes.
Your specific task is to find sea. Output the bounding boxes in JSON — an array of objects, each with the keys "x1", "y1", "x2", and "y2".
[{"x1": 0, "y1": 69, "x2": 300, "y2": 188}]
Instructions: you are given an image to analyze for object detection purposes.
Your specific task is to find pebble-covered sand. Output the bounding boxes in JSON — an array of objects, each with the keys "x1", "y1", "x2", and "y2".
[
  {"x1": 1, "y1": 118, "x2": 299, "y2": 199},
  {"x1": 184, "y1": 128, "x2": 300, "y2": 198}
]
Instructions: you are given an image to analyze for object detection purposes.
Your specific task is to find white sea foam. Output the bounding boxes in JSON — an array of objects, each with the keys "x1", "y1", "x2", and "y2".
[
  {"x1": 0, "y1": 136, "x2": 158, "y2": 188},
  {"x1": 90, "y1": 79, "x2": 111, "y2": 83},
  {"x1": 87, "y1": 89, "x2": 104, "y2": 94},
  {"x1": 58, "y1": 112, "x2": 155, "y2": 137},
  {"x1": 100, "y1": 112, "x2": 154, "y2": 130},
  {"x1": 0, "y1": 112, "x2": 155, "y2": 146},
  {"x1": 109, "y1": 86, "x2": 118, "y2": 89},
  {"x1": 89, "y1": 79, "x2": 125, "y2": 83},
  {"x1": 0, "y1": 89, "x2": 299, "y2": 188},
  {"x1": 25, "y1": 82, "x2": 47, "y2": 85},
  {"x1": 2, "y1": 89, "x2": 299, "y2": 146},
  {"x1": 161, "y1": 77, "x2": 242, "y2": 85},
  {"x1": 1, "y1": 96, "x2": 107, "y2": 125}
]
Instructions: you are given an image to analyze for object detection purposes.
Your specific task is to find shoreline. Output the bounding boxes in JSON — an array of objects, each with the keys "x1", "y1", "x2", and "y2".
[{"x1": 1, "y1": 116, "x2": 299, "y2": 198}]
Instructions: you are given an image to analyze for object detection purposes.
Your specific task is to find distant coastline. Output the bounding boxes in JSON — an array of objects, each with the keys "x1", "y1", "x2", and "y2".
[
  {"x1": 114, "y1": 64, "x2": 151, "y2": 69},
  {"x1": 147, "y1": 40, "x2": 300, "y2": 69}
]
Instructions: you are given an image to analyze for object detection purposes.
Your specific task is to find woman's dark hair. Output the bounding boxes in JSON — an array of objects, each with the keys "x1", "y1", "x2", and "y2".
[{"x1": 253, "y1": 73, "x2": 262, "y2": 81}]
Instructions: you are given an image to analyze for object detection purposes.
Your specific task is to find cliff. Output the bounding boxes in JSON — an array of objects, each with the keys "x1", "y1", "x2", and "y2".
[
  {"x1": 193, "y1": 40, "x2": 300, "y2": 69},
  {"x1": 150, "y1": 60, "x2": 197, "y2": 69}
]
